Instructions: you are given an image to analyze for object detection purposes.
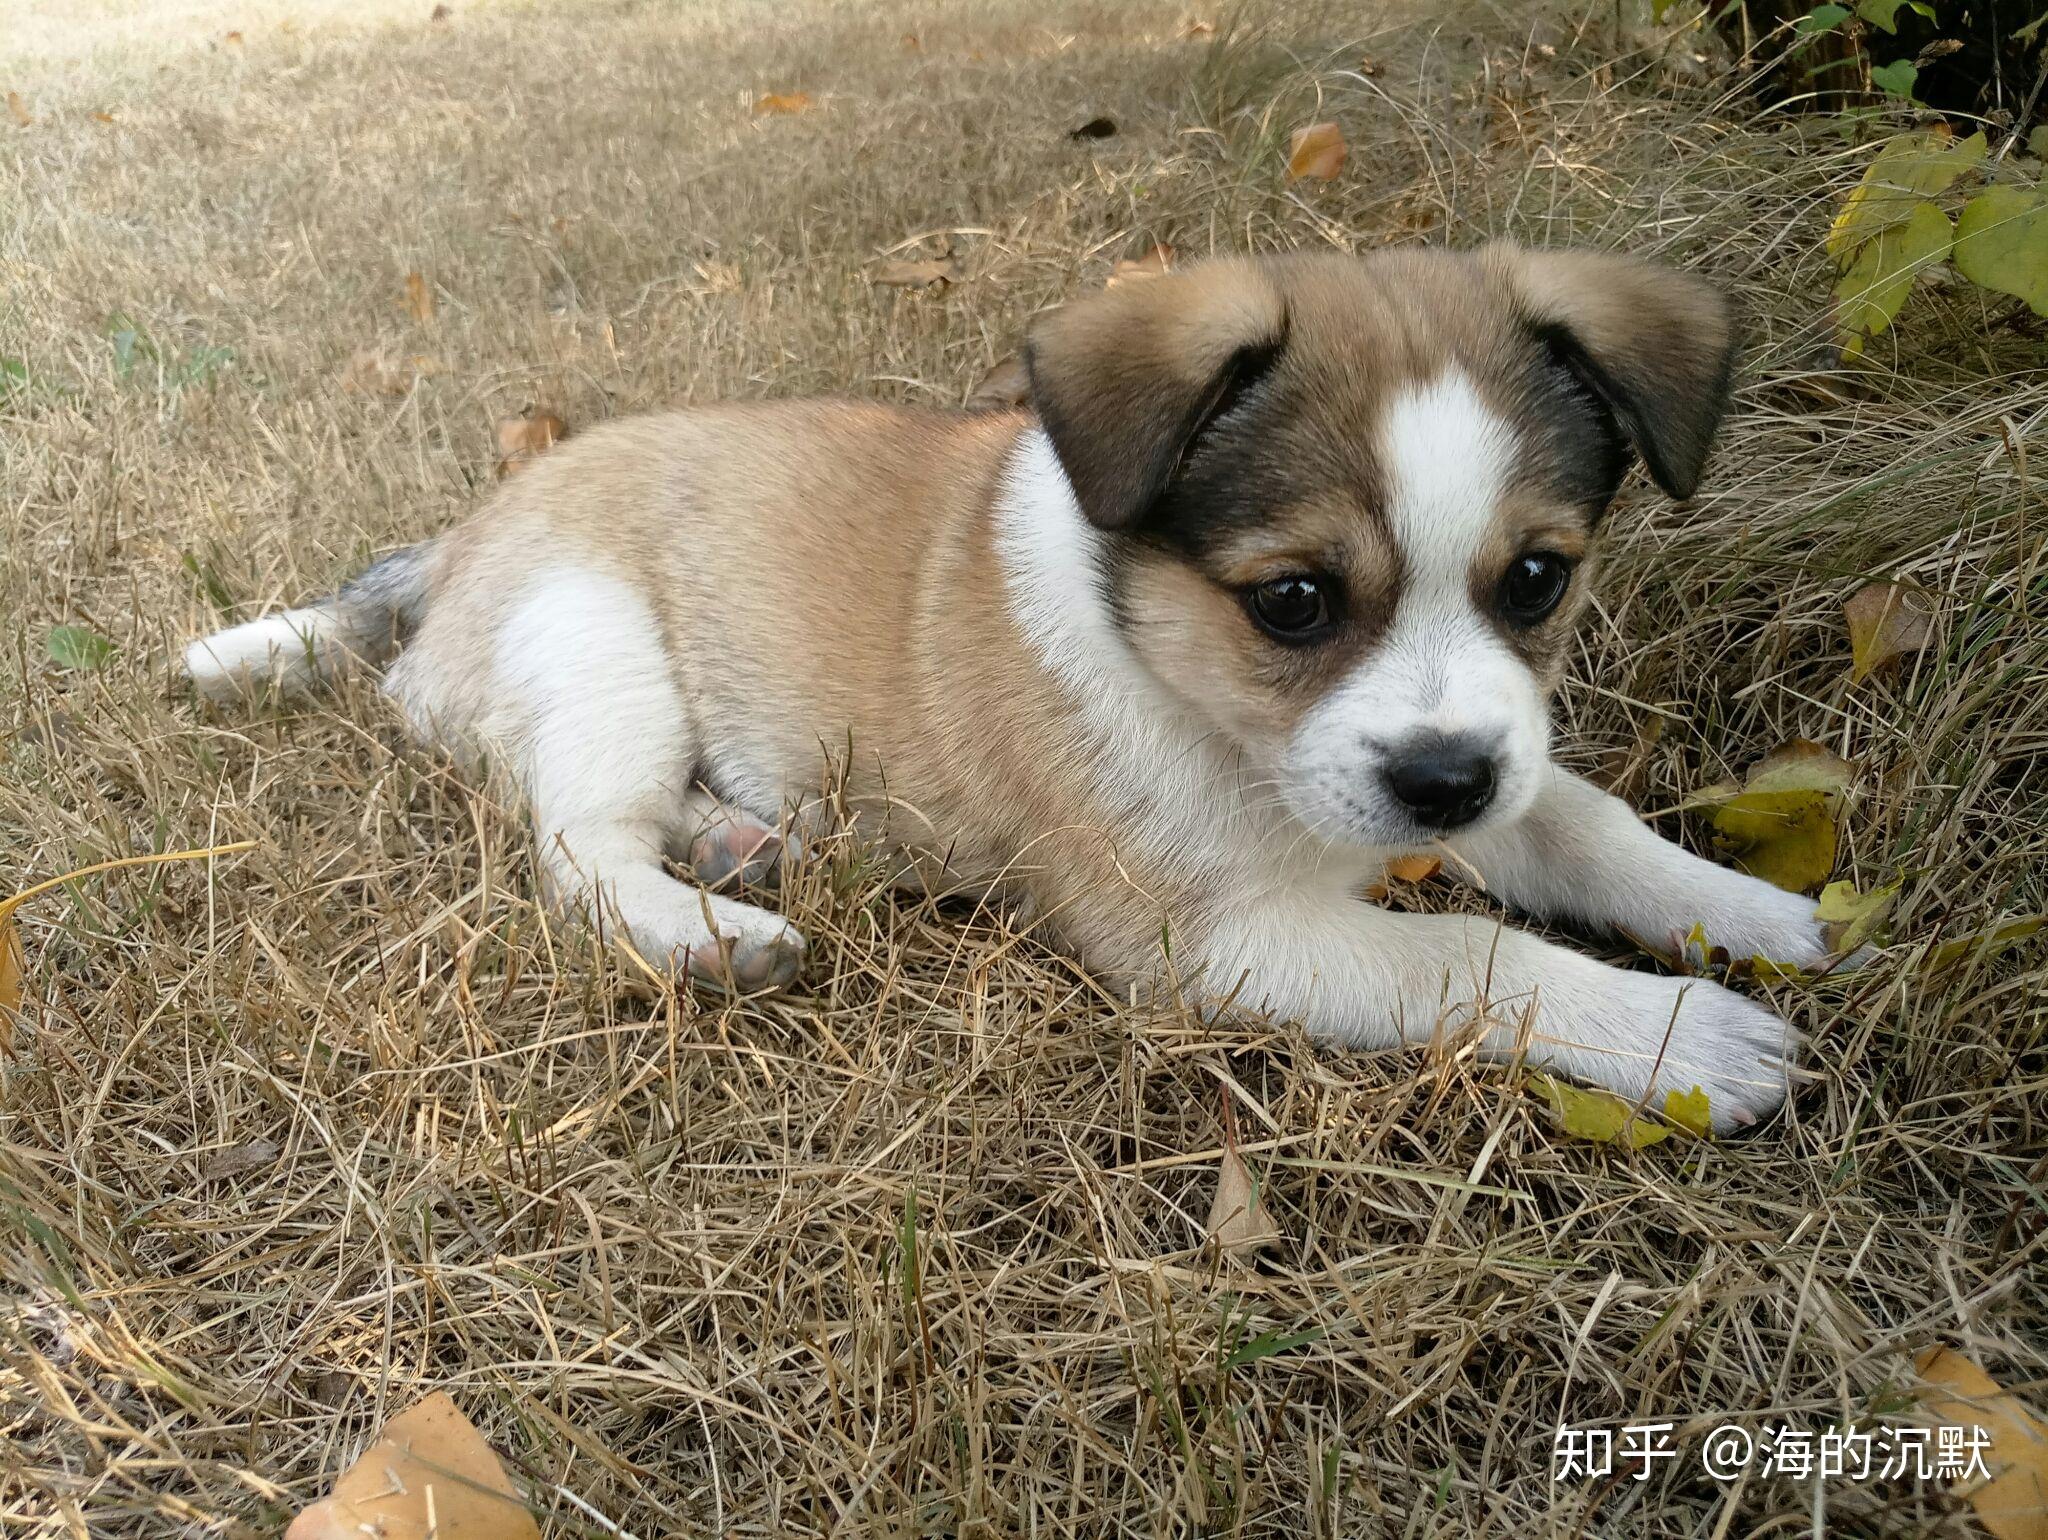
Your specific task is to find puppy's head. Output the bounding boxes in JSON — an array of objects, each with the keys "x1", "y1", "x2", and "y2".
[{"x1": 1024, "y1": 245, "x2": 1734, "y2": 849}]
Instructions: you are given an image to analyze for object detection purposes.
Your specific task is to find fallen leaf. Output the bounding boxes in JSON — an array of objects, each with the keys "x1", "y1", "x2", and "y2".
[
  {"x1": 965, "y1": 353, "x2": 1031, "y2": 412},
  {"x1": 196, "y1": 1137, "x2": 280, "y2": 1183},
  {"x1": 1925, "y1": 917, "x2": 2045, "y2": 973},
  {"x1": 285, "y1": 1391, "x2": 540, "y2": 1540},
  {"x1": 1828, "y1": 128, "x2": 1986, "y2": 261},
  {"x1": 1356, "y1": 52, "x2": 1382, "y2": 75},
  {"x1": 494, "y1": 409, "x2": 568, "y2": 476},
  {"x1": 1287, "y1": 122, "x2": 1347, "y2": 182},
  {"x1": 1913, "y1": 1346, "x2": 2048, "y2": 1540},
  {"x1": 1661, "y1": 1085, "x2": 1713, "y2": 1137},
  {"x1": 8, "y1": 92, "x2": 31, "y2": 127},
  {"x1": 1692, "y1": 740, "x2": 1854, "y2": 893},
  {"x1": 1530, "y1": 1074, "x2": 1671, "y2": 1149},
  {"x1": 900, "y1": 32, "x2": 920, "y2": 51},
  {"x1": 1817, "y1": 877, "x2": 1901, "y2": 952},
  {"x1": 874, "y1": 258, "x2": 958, "y2": 289},
  {"x1": 89, "y1": 110, "x2": 115, "y2": 124},
  {"x1": 1384, "y1": 853, "x2": 1441, "y2": 884},
  {"x1": 1845, "y1": 580, "x2": 1936, "y2": 680},
  {"x1": 753, "y1": 91, "x2": 811, "y2": 115},
  {"x1": 0, "y1": 914, "x2": 21, "y2": 1045},
  {"x1": 431, "y1": 3, "x2": 451, "y2": 19},
  {"x1": 224, "y1": 30, "x2": 243, "y2": 46},
  {"x1": 46, "y1": 625, "x2": 115, "y2": 673},
  {"x1": 1206, "y1": 1145, "x2": 1280, "y2": 1250},
  {"x1": 1069, "y1": 116, "x2": 1117, "y2": 140},
  {"x1": 1207, "y1": 1095, "x2": 1280, "y2": 1251},
  {"x1": 1107, "y1": 243, "x2": 1174, "y2": 286},
  {"x1": 1181, "y1": 18, "x2": 1217, "y2": 38},
  {"x1": 403, "y1": 271, "x2": 435, "y2": 323}
]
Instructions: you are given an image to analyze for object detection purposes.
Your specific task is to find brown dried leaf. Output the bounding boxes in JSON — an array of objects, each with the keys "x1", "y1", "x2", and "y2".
[
  {"x1": 89, "y1": 110, "x2": 115, "y2": 124},
  {"x1": 1844, "y1": 580, "x2": 1935, "y2": 681},
  {"x1": 900, "y1": 33, "x2": 921, "y2": 52},
  {"x1": 403, "y1": 271, "x2": 435, "y2": 323},
  {"x1": 196, "y1": 1138, "x2": 280, "y2": 1183},
  {"x1": 8, "y1": 92, "x2": 32, "y2": 127},
  {"x1": 874, "y1": 258, "x2": 958, "y2": 289},
  {"x1": 340, "y1": 348, "x2": 413, "y2": 396},
  {"x1": 0, "y1": 913, "x2": 21, "y2": 1051},
  {"x1": 965, "y1": 354, "x2": 1031, "y2": 412},
  {"x1": 1181, "y1": 18, "x2": 1217, "y2": 38},
  {"x1": 1914, "y1": 1346, "x2": 2048, "y2": 1540},
  {"x1": 284, "y1": 1391, "x2": 540, "y2": 1540},
  {"x1": 1107, "y1": 243, "x2": 1174, "y2": 286},
  {"x1": 224, "y1": 30, "x2": 243, "y2": 45},
  {"x1": 495, "y1": 410, "x2": 568, "y2": 476},
  {"x1": 753, "y1": 91, "x2": 812, "y2": 116},
  {"x1": 1287, "y1": 121, "x2": 1347, "y2": 182},
  {"x1": 1206, "y1": 1145, "x2": 1280, "y2": 1250}
]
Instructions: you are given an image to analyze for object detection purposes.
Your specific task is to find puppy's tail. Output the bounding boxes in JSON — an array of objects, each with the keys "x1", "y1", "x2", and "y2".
[{"x1": 183, "y1": 543, "x2": 435, "y2": 701}]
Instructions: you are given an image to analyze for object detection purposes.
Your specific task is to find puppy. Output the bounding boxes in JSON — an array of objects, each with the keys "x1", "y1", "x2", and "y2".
[{"x1": 186, "y1": 245, "x2": 1843, "y2": 1131}]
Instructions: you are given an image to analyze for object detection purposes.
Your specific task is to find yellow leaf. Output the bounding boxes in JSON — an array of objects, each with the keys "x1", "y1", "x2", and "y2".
[
  {"x1": 753, "y1": 91, "x2": 811, "y2": 115},
  {"x1": 285, "y1": 1391, "x2": 540, "y2": 1540},
  {"x1": 1835, "y1": 199, "x2": 1953, "y2": 350},
  {"x1": 1694, "y1": 740, "x2": 1853, "y2": 893},
  {"x1": 1926, "y1": 917, "x2": 2045, "y2": 973},
  {"x1": 1661, "y1": 1085, "x2": 1712, "y2": 1137},
  {"x1": 1828, "y1": 128, "x2": 1986, "y2": 261},
  {"x1": 1531, "y1": 1075, "x2": 1671, "y2": 1149},
  {"x1": 7, "y1": 91, "x2": 31, "y2": 127},
  {"x1": 1914, "y1": 1346, "x2": 2048, "y2": 1540},
  {"x1": 1816, "y1": 877, "x2": 1900, "y2": 951},
  {"x1": 0, "y1": 914, "x2": 21, "y2": 1052},
  {"x1": 1954, "y1": 185, "x2": 2048, "y2": 318},
  {"x1": 403, "y1": 271, "x2": 435, "y2": 322},
  {"x1": 1206, "y1": 1145, "x2": 1280, "y2": 1250},
  {"x1": 1844, "y1": 580, "x2": 1936, "y2": 680},
  {"x1": 1286, "y1": 122, "x2": 1346, "y2": 182}
]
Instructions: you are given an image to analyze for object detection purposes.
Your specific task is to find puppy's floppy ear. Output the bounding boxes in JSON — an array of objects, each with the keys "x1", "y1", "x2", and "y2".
[
  {"x1": 1490, "y1": 245, "x2": 1737, "y2": 501},
  {"x1": 1024, "y1": 260, "x2": 1288, "y2": 530}
]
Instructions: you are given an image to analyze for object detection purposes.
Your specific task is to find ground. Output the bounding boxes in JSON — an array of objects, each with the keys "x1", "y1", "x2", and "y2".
[{"x1": 2, "y1": 1, "x2": 2044, "y2": 1536}]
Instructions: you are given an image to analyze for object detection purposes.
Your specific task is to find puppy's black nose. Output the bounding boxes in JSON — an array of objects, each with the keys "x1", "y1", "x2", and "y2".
[{"x1": 1383, "y1": 739, "x2": 1496, "y2": 830}]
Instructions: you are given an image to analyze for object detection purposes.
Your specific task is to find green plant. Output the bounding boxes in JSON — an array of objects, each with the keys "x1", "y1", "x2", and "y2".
[{"x1": 1829, "y1": 126, "x2": 2048, "y2": 355}]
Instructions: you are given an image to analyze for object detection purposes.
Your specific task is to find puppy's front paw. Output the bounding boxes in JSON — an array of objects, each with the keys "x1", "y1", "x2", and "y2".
[
  {"x1": 1676, "y1": 871, "x2": 1834, "y2": 970},
  {"x1": 1633, "y1": 972, "x2": 1798, "y2": 1132}
]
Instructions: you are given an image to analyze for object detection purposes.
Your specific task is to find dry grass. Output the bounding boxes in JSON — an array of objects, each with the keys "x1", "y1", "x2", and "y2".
[{"x1": 3, "y1": 1, "x2": 2045, "y2": 1535}]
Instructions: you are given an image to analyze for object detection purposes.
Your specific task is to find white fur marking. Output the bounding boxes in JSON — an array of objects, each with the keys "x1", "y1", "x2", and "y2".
[{"x1": 183, "y1": 607, "x2": 346, "y2": 699}]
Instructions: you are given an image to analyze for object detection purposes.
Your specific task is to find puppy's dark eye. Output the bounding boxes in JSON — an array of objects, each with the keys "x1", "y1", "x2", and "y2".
[
  {"x1": 1247, "y1": 575, "x2": 1335, "y2": 642},
  {"x1": 1499, "y1": 553, "x2": 1573, "y2": 625}
]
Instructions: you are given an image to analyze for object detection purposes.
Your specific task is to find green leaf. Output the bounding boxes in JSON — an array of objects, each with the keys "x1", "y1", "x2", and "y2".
[
  {"x1": 1855, "y1": 0, "x2": 1934, "y2": 32},
  {"x1": 1954, "y1": 185, "x2": 2048, "y2": 317},
  {"x1": 1835, "y1": 198, "x2": 1953, "y2": 349},
  {"x1": 1224, "y1": 1326, "x2": 1325, "y2": 1370},
  {"x1": 2030, "y1": 126, "x2": 2048, "y2": 162},
  {"x1": 1828, "y1": 129, "x2": 1984, "y2": 261},
  {"x1": 1531, "y1": 1075, "x2": 1672, "y2": 1149},
  {"x1": 1869, "y1": 59, "x2": 1918, "y2": 99},
  {"x1": 1795, "y1": 3, "x2": 1852, "y2": 31},
  {"x1": 46, "y1": 625, "x2": 115, "y2": 672},
  {"x1": 0, "y1": 357, "x2": 27, "y2": 398}
]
